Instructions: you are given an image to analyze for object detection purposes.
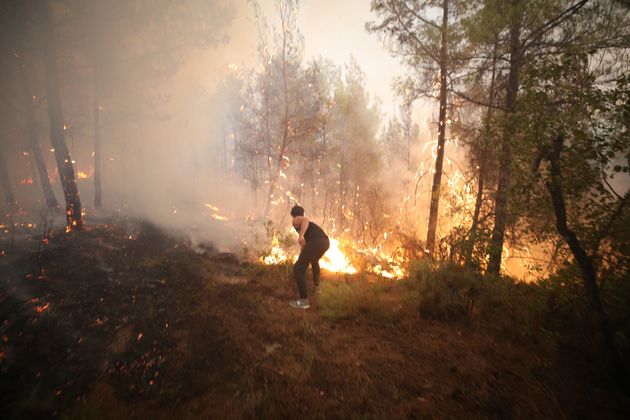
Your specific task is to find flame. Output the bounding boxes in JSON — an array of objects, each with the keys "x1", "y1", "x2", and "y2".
[
  {"x1": 77, "y1": 171, "x2": 89, "y2": 179},
  {"x1": 370, "y1": 260, "x2": 406, "y2": 279},
  {"x1": 259, "y1": 234, "x2": 407, "y2": 278},
  {"x1": 35, "y1": 303, "x2": 50, "y2": 313},
  {"x1": 319, "y1": 238, "x2": 357, "y2": 274},
  {"x1": 260, "y1": 234, "x2": 290, "y2": 264},
  {"x1": 205, "y1": 204, "x2": 229, "y2": 221},
  {"x1": 204, "y1": 203, "x2": 220, "y2": 212}
]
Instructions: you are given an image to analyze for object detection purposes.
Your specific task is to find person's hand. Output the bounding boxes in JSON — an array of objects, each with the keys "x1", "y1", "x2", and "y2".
[{"x1": 298, "y1": 237, "x2": 306, "y2": 248}]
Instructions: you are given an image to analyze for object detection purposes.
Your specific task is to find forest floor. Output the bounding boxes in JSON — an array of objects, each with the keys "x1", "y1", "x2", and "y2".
[{"x1": 0, "y1": 219, "x2": 629, "y2": 419}]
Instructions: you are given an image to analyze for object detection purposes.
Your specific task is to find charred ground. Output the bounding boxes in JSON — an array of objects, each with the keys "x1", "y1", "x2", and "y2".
[{"x1": 0, "y1": 221, "x2": 628, "y2": 419}]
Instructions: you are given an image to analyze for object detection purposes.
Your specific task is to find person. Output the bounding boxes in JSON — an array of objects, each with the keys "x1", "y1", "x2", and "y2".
[{"x1": 289, "y1": 205, "x2": 330, "y2": 309}]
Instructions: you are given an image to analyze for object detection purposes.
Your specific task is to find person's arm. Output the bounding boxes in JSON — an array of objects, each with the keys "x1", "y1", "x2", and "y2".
[{"x1": 298, "y1": 216, "x2": 309, "y2": 248}]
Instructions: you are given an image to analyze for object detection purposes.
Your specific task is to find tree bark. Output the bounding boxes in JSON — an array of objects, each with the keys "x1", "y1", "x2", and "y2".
[
  {"x1": 488, "y1": 4, "x2": 521, "y2": 274},
  {"x1": 545, "y1": 133, "x2": 628, "y2": 392},
  {"x1": 338, "y1": 148, "x2": 347, "y2": 232},
  {"x1": 38, "y1": 1, "x2": 83, "y2": 230},
  {"x1": 426, "y1": 0, "x2": 449, "y2": 255},
  {"x1": 0, "y1": 148, "x2": 16, "y2": 252},
  {"x1": 468, "y1": 162, "x2": 484, "y2": 246},
  {"x1": 466, "y1": 36, "x2": 498, "y2": 264},
  {"x1": 93, "y1": 86, "x2": 103, "y2": 209},
  {"x1": 0, "y1": 149, "x2": 17, "y2": 212},
  {"x1": 19, "y1": 60, "x2": 59, "y2": 209}
]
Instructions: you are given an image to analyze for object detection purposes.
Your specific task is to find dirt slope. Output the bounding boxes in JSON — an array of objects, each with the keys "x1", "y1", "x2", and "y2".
[{"x1": 0, "y1": 222, "x2": 627, "y2": 419}]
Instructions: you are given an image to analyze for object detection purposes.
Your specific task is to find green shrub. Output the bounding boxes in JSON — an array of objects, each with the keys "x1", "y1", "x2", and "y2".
[
  {"x1": 317, "y1": 275, "x2": 399, "y2": 323},
  {"x1": 405, "y1": 261, "x2": 481, "y2": 322},
  {"x1": 540, "y1": 264, "x2": 630, "y2": 358},
  {"x1": 405, "y1": 261, "x2": 551, "y2": 343}
]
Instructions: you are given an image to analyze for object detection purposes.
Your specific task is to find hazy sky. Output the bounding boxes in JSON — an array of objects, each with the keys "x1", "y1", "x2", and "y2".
[
  {"x1": 191, "y1": 0, "x2": 412, "y2": 119},
  {"x1": 294, "y1": 0, "x2": 404, "y2": 116}
]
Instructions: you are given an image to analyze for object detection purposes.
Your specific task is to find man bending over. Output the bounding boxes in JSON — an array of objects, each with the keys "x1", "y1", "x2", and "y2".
[{"x1": 289, "y1": 205, "x2": 330, "y2": 309}]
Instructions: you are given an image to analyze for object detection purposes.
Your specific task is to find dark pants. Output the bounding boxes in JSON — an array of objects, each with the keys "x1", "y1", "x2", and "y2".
[{"x1": 294, "y1": 237, "x2": 329, "y2": 299}]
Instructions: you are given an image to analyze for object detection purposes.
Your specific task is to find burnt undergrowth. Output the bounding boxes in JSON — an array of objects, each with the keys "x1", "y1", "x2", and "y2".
[{"x1": 0, "y1": 219, "x2": 628, "y2": 419}]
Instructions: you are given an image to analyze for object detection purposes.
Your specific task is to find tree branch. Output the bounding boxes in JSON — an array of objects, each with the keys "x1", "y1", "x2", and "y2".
[
  {"x1": 450, "y1": 88, "x2": 508, "y2": 111},
  {"x1": 523, "y1": 0, "x2": 591, "y2": 51}
]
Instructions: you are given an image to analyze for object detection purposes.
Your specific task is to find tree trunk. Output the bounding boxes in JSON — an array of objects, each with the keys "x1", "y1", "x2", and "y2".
[
  {"x1": 222, "y1": 125, "x2": 228, "y2": 182},
  {"x1": 488, "y1": 6, "x2": 521, "y2": 274},
  {"x1": 401, "y1": 98, "x2": 412, "y2": 172},
  {"x1": 470, "y1": 167, "x2": 484, "y2": 236},
  {"x1": 93, "y1": 89, "x2": 103, "y2": 209},
  {"x1": 0, "y1": 149, "x2": 17, "y2": 212},
  {"x1": 0, "y1": 149, "x2": 16, "y2": 252},
  {"x1": 546, "y1": 133, "x2": 628, "y2": 392},
  {"x1": 38, "y1": 1, "x2": 83, "y2": 230},
  {"x1": 426, "y1": 0, "x2": 449, "y2": 255},
  {"x1": 264, "y1": 152, "x2": 284, "y2": 218},
  {"x1": 466, "y1": 36, "x2": 498, "y2": 264},
  {"x1": 338, "y1": 150, "x2": 346, "y2": 232},
  {"x1": 19, "y1": 61, "x2": 59, "y2": 209},
  {"x1": 263, "y1": 88, "x2": 272, "y2": 214}
]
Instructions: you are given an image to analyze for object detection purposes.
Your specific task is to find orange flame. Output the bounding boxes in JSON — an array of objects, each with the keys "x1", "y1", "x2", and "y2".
[
  {"x1": 319, "y1": 238, "x2": 357, "y2": 274},
  {"x1": 259, "y1": 235, "x2": 406, "y2": 278},
  {"x1": 35, "y1": 303, "x2": 50, "y2": 313},
  {"x1": 260, "y1": 234, "x2": 290, "y2": 264}
]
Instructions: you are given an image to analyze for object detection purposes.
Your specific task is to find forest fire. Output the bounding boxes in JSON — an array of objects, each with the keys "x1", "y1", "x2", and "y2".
[{"x1": 0, "y1": 0, "x2": 628, "y2": 417}]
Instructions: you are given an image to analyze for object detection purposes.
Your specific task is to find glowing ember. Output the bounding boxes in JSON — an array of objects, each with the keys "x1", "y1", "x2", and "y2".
[
  {"x1": 211, "y1": 213, "x2": 229, "y2": 221},
  {"x1": 204, "y1": 203, "x2": 220, "y2": 212},
  {"x1": 35, "y1": 303, "x2": 50, "y2": 313}
]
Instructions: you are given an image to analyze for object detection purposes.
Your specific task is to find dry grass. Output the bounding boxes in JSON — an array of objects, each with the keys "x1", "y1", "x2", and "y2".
[{"x1": 1, "y1": 223, "x2": 628, "y2": 419}]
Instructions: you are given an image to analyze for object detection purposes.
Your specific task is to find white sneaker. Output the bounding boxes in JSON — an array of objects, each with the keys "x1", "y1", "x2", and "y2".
[{"x1": 289, "y1": 299, "x2": 310, "y2": 309}]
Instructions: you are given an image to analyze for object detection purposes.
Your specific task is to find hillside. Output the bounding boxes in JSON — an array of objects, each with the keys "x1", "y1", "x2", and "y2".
[{"x1": 0, "y1": 222, "x2": 628, "y2": 419}]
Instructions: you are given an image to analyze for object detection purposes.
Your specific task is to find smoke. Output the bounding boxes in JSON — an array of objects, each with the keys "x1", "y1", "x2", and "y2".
[{"x1": 4, "y1": 0, "x2": 462, "y2": 260}]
